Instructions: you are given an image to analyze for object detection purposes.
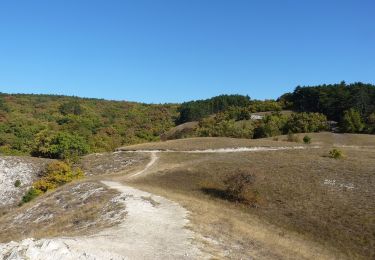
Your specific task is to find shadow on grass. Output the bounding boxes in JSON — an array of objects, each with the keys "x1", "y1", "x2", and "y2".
[{"x1": 200, "y1": 187, "x2": 241, "y2": 203}]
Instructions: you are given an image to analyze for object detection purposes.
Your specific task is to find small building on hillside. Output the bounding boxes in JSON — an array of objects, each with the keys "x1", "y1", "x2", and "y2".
[{"x1": 250, "y1": 114, "x2": 263, "y2": 120}]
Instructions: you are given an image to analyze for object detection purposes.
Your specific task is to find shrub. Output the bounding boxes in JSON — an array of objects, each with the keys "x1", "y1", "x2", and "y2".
[
  {"x1": 285, "y1": 112, "x2": 327, "y2": 133},
  {"x1": 20, "y1": 161, "x2": 84, "y2": 204},
  {"x1": 197, "y1": 117, "x2": 254, "y2": 139},
  {"x1": 21, "y1": 187, "x2": 43, "y2": 204},
  {"x1": 34, "y1": 161, "x2": 84, "y2": 192},
  {"x1": 253, "y1": 114, "x2": 288, "y2": 138},
  {"x1": 303, "y1": 135, "x2": 311, "y2": 144},
  {"x1": 341, "y1": 108, "x2": 365, "y2": 133},
  {"x1": 14, "y1": 180, "x2": 21, "y2": 187},
  {"x1": 287, "y1": 132, "x2": 299, "y2": 142},
  {"x1": 224, "y1": 172, "x2": 255, "y2": 201},
  {"x1": 329, "y1": 149, "x2": 343, "y2": 159}
]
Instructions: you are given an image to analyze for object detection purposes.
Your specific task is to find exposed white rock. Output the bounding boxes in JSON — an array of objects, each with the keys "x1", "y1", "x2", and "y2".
[
  {"x1": 0, "y1": 157, "x2": 43, "y2": 207},
  {"x1": 0, "y1": 181, "x2": 207, "y2": 259}
]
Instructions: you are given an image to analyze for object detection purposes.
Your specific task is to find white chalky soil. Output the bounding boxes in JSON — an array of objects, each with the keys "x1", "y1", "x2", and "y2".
[
  {"x1": 0, "y1": 181, "x2": 206, "y2": 260},
  {"x1": 0, "y1": 157, "x2": 36, "y2": 207}
]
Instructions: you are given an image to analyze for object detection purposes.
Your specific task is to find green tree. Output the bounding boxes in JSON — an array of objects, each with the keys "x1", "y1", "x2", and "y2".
[
  {"x1": 253, "y1": 114, "x2": 288, "y2": 138},
  {"x1": 177, "y1": 95, "x2": 251, "y2": 123},
  {"x1": 341, "y1": 109, "x2": 364, "y2": 133},
  {"x1": 32, "y1": 130, "x2": 89, "y2": 160},
  {"x1": 59, "y1": 100, "x2": 83, "y2": 115},
  {"x1": 367, "y1": 113, "x2": 375, "y2": 133},
  {"x1": 285, "y1": 113, "x2": 327, "y2": 133}
]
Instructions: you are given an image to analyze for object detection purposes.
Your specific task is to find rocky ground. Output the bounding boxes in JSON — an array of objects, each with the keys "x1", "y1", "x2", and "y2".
[
  {"x1": 0, "y1": 156, "x2": 53, "y2": 210},
  {"x1": 0, "y1": 181, "x2": 206, "y2": 260}
]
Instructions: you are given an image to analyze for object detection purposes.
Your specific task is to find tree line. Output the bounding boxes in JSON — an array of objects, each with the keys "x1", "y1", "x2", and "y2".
[
  {"x1": 279, "y1": 82, "x2": 375, "y2": 133},
  {"x1": 177, "y1": 94, "x2": 251, "y2": 123},
  {"x1": 0, "y1": 82, "x2": 374, "y2": 160}
]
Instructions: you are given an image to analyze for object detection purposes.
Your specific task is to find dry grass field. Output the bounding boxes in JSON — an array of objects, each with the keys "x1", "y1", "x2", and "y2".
[
  {"x1": 119, "y1": 136, "x2": 308, "y2": 151},
  {"x1": 0, "y1": 132, "x2": 373, "y2": 259},
  {"x1": 121, "y1": 133, "x2": 375, "y2": 259}
]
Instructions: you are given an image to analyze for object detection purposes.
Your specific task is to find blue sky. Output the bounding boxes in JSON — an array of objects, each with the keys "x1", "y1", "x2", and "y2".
[{"x1": 0, "y1": 0, "x2": 374, "y2": 103}]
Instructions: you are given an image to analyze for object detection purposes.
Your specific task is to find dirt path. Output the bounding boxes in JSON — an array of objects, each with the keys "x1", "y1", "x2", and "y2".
[
  {"x1": 0, "y1": 180, "x2": 205, "y2": 259},
  {"x1": 0, "y1": 146, "x2": 322, "y2": 259},
  {"x1": 128, "y1": 152, "x2": 158, "y2": 178},
  {"x1": 125, "y1": 145, "x2": 319, "y2": 153},
  {"x1": 126, "y1": 146, "x2": 317, "y2": 179}
]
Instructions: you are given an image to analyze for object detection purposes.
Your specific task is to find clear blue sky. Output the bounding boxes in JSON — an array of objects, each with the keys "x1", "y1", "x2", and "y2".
[{"x1": 0, "y1": 0, "x2": 374, "y2": 103}]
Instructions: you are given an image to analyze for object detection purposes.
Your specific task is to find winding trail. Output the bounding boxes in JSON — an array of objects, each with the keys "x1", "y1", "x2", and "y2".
[
  {"x1": 0, "y1": 145, "x2": 319, "y2": 259},
  {"x1": 128, "y1": 152, "x2": 158, "y2": 178},
  {"x1": 0, "y1": 180, "x2": 205, "y2": 259}
]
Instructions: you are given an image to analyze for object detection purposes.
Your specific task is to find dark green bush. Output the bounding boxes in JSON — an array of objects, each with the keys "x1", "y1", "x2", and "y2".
[
  {"x1": 303, "y1": 135, "x2": 311, "y2": 144},
  {"x1": 21, "y1": 187, "x2": 43, "y2": 204},
  {"x1": 14, "y1": 180, "x2": 21, "y2": 187}
]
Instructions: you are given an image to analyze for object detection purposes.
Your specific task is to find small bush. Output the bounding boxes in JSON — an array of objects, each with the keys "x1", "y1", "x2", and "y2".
[
  {"x1": 14, "y1": 180, "x2": 21, "y2": 187},
  {"x1": 21, "y1": 187, "x2": 43, "y2": 204},
  {"x1": 286, "y1": 132, "x2": 299, "y2": 142},
  {"x1": 329, "y1": 149, "x2": 343, "y2": 159},
  {"x1": 224, "y1": 172, "x2": 256, "y2": 202},
  {"x1": 303, "y1": 135, "x2": 311, "y2": 144},
  {"x1": 34, "y1": 161, "x2": 84, "y2": 192},
  {"x1": 20, "y1": 161, "x2": 84, "y2": 204}
]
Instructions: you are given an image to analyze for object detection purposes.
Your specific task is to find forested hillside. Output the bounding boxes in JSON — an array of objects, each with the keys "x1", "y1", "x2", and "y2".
[
  {"x1": 0, "y1": 93, "x2": 177, "y2": 158},
  {"x1": 280, "y1": 82, "x2": 375, "y2": 133},
  {"x1": 177, "y1": 94, "x2": 251, "y2": 124},
  {"x1": 174, "y1": 82, "x2": 375, "y2": 140},
  {"x1": 280, "y1": 82, "x2": 375, "y2": 119},
  {"x1": 1, "y1": 82, "x2": 374, "y2": 159}
]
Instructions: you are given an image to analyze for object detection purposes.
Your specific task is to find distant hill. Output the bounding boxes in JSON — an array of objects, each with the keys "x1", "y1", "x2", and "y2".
[
  {"x1": 1, "y1": 82, "x2": 374, "y2": 158},
  {"x1": 0, "y1": 93, "x2": 177, "y2": 157}
]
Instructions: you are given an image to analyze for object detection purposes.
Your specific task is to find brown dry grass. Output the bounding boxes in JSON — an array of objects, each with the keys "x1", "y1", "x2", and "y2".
[
  {"x1": 269, "y1": 132, "x2": 375, "y2": 147},
  {"x1": 123, "y1": 134, "x2": 375, "y2": 259},
  {"x1": 1, "y1": 133, "x2": 373, "y2": 259},
  {"x1": 119, "y1": 136, "x2": 306, "y2": 151}
]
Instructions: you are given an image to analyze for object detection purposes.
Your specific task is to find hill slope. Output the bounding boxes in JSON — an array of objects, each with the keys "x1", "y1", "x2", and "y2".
[
  {"x1": 0, "y1": 133, "x2": 374, "y2": 259},
  {"x1": 0, "y1": 93, "x2": 177, "y2": 156}
]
